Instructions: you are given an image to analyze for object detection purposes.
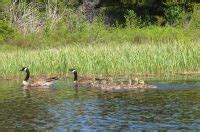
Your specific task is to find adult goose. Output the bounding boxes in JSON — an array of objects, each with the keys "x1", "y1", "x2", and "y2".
[
  {"x1": 69, "y1": 69, "x2": 97, "y2": 86},
  {"x1": 20, "y1": 67, "x2": 59, "y2": 87}
]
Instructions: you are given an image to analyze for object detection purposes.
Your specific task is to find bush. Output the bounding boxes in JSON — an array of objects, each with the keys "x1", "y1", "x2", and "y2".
[
  {"x1": 0, "y1": 20, "x2": 14, "y2": 42},
  {"x1": 125, "y1": 10, "x2": 141, "y2": 28},
  {"x1": 164, "y1": 5, "x2": 185, "y2": 26},
  {"x1": 190, "y1": 4, "x2": 200, "y2": 29}
]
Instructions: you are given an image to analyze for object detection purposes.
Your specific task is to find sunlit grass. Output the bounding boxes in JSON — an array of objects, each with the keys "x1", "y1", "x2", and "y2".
[{"x1": 0, "y1": 41, "x2": 200, "y2": 77}]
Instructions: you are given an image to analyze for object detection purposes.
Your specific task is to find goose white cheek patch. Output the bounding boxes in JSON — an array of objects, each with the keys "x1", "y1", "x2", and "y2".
[
  {"x1": 24, "y1": 68, "x2": 27, "y2": 72},
  {"x1": 72, "y1": 70, "x2": 76, "y2": 73}
]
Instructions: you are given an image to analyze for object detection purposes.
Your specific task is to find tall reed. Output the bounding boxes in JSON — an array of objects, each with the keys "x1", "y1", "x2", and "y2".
[{"x1": 0, "y1": 42, "x2": 199, "y2": 77}]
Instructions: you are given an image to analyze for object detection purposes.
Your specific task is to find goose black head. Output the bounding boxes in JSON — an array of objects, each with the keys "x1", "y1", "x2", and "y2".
[
  {"x1": 69, "y1": 69, "x2": 77, "y2": 73},
  {"x1": 20, "y1": 67, "x2": 28, "y2": 72}
]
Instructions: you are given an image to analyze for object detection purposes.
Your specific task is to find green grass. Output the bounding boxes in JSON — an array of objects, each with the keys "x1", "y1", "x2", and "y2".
[
  {"x1": 1, "y1": 24, "x2": 199, "y2": 53},
  {"x1": 0, "y1": 41, "x2": 200, "y2": 78},
  {"x1": 0, "y1": 3, "x2": 200, "y2": 78}
]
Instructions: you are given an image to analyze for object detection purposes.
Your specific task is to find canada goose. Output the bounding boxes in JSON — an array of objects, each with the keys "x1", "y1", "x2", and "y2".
[
  {"x1": 69, "y1": 69, "x2": 95, "y2": 86},
  {"x1": 20, "y1": 67, "x2": 59, "y2": 87}
]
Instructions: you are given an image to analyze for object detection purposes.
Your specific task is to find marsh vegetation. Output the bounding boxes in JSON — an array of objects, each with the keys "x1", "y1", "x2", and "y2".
[
  {"x1": 0, "y1": 1, "x2": 200, "y2": 77},
  {"x1": 1, "y1": 42, "x2": 199, "y2": 78}
]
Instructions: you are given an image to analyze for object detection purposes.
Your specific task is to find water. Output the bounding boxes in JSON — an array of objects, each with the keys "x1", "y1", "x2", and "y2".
[{"x1": 0, "y1": 78, "x2": 200, "y2": 131}]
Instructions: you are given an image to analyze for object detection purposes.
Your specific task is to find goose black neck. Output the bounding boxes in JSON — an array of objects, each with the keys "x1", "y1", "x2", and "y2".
[
  {"x1": 24, "y1": 69, "x2": 30, "y2": 81},
  {"x1": 73, "y1": 71, "x2": 78, "y2": 81}
]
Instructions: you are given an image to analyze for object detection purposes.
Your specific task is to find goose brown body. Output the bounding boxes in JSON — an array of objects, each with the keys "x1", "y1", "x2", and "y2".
[
  {"x1": 75, "y1": 77, "x2": 95, "y2": 85},
  {"x1": 27, "y1": 76, "x2": 59, "y2": 87}
]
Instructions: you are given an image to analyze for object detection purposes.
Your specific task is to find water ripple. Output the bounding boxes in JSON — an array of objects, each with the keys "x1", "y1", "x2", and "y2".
[{"x1": 0, "y1": 79, "x2": 200, "y2": 130}]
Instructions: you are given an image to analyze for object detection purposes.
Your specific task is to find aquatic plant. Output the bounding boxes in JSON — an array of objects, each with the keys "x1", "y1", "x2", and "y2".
[{"x1": 0, "y1": 41, "x2": 199, "y2": 77}]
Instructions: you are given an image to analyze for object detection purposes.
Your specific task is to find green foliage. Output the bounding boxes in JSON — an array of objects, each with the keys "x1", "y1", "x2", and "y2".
[
  {"x1": 0, "y1": 1, "x2": 199, "y2": 49},
  {"x1": 190, "y1": 4, "x2": 200, "y2": 29},
  {"x1": 0, "y1": 21, "x2": 14, "y2": 42},
  {"x1": 2, "y1": 19, "x2": 198, "y2": 49},
  {"x1": 0, "y1": 1, "x2": 200, "y2": 76},
  {"x1": 125, "y1": 10, "x2": 141, "y2": 28},
  {"x1": 164, "y1": 5, "x2": 185, "y2": 26},
  {"x1": 0, "y1": 41, "x2": 199, "y2": 77}
]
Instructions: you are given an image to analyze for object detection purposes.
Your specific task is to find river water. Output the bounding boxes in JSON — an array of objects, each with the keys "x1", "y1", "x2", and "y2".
[{"x1": 0, "y1": 78, "x2": 200, "y2": 131}]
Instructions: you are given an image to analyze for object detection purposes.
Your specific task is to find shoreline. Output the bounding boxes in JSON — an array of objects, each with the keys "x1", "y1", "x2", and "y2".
[{"x1": 1, "y1": 72, "x2": 200, "y2": 81}]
